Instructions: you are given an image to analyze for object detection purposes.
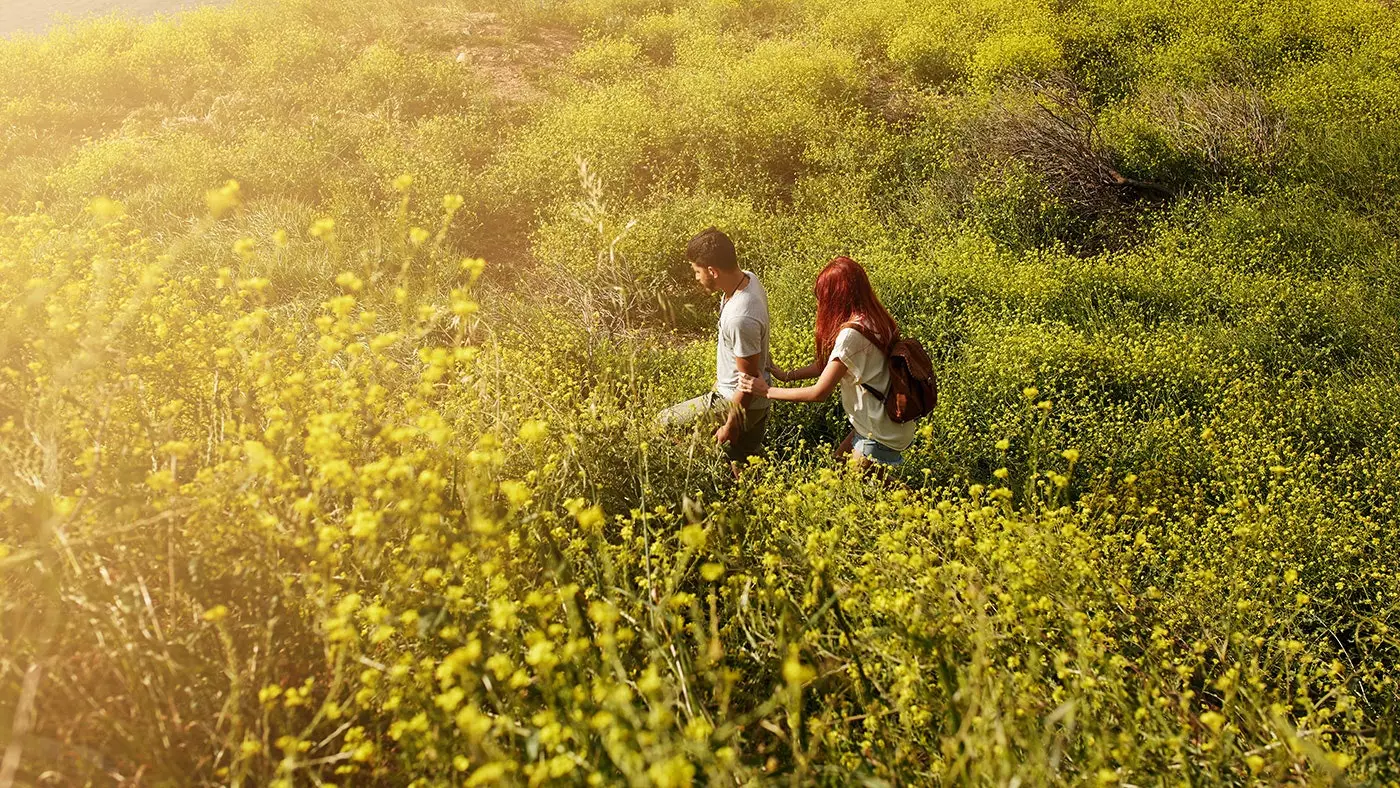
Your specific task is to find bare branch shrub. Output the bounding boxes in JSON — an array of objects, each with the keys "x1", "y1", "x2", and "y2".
[
  {"x1": 1146, "y1": 82, "x2": 1287, "y2": 177},
  {"x1": 981, "y1": 73, "x2": 1172, "y2": 221}
]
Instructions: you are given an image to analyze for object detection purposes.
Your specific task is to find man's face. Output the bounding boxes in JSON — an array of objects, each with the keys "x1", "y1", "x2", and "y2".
[{"x1": 690, "y1": 261, "x2": 719, "y2": 293}]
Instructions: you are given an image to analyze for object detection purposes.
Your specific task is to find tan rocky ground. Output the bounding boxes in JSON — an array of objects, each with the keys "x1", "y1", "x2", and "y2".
[{"x1": 1, "y1": 0, "x2": 228, "y2": 37}]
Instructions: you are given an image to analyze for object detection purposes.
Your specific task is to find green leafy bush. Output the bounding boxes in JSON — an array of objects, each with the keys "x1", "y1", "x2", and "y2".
[{"x1": 4, "y1": 0, "x2": 1400, "y2": 783}]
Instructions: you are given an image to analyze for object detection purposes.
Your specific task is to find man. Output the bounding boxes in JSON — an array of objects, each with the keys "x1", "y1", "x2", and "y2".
[{"x1": 657, "y1": 227, "x2": 771, "y2": 462}]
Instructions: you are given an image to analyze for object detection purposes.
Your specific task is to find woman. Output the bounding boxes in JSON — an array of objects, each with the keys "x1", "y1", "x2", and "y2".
[{"x1": 739, "y1": 256, "x2": 917, "y2": 466}]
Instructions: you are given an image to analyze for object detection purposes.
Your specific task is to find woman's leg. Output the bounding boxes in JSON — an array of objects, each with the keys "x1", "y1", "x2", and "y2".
[
  {"x1": 847, "y1": 433, "x2": 908, "y2": 485},
  {"x1": 836, "y1": 428, "x2": 855, "y2": 458}
]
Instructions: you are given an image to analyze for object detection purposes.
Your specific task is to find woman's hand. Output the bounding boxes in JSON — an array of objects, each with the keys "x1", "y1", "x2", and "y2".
[
  {"x1": 767, "y1": 363, "x2": 789, "y2": 382},
  {"x1": 738, "y1": 373, "x2": 771, "y2": 397}
]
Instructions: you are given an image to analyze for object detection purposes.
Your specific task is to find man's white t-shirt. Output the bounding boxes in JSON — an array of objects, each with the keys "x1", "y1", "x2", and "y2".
[
  {"x1": 829, "y1": 325, "x2": 917, "y2": 450},
  {"x1": 715, "y1": 270, "x2": 770, "y2": 409}
]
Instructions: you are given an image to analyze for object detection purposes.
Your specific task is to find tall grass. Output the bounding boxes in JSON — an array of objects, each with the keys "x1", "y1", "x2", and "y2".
[{"x1": 2, "y1": 0, "x2": 1399, "y2": 783}]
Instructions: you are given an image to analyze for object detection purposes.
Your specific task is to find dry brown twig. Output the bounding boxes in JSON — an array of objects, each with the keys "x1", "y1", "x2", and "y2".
[
  {"x1": 1149, "y1": 81, "x2": 1286, "y2": 176},
  {"x1": 986, "y1": 73, "x2": 1173, "y2": 215}
]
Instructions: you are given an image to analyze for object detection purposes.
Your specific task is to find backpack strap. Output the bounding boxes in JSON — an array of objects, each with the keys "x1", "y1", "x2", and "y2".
[
  {"x1": 836, "y1": 320, "x2": 893, "y2": 402},
  {"x1": 837, "y1": 320, "x2": 893, "y2": 354}
]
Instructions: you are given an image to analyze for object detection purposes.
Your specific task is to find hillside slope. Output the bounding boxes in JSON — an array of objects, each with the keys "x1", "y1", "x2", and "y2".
[{"x1": 1, "y1": 0, "x2": 1398, "y2": 784}]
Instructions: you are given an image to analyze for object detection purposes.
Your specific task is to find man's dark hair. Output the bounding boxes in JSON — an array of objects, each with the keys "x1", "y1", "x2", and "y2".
[{"x1": 686, "y1": 227, "x2": 738, "y2": 271}]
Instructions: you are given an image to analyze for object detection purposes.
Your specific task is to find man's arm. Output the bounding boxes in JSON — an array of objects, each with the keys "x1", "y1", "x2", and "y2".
[{"x1": 716, "y1": 352, "x2": 762, "y2": 446}]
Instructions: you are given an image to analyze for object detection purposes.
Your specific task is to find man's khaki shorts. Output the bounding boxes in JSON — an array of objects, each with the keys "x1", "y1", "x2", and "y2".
[{"x1": 657, "y1": 391, "x2": 769, "y2": 461}]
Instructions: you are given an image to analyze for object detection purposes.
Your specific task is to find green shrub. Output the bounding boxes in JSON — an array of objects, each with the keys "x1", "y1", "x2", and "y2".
[{"x1": 4, "y1": 0, "x2": 1400, "y2": 783}]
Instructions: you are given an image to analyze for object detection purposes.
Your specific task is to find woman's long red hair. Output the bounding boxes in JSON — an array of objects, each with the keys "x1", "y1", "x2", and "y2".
[{"x1": 814, "y1": 256, "x2": 898, "y2": 361}]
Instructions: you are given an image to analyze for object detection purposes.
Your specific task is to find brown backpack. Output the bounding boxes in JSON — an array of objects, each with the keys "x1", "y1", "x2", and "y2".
[{"x1": 838, "y1": 322, "x2": 938, "y2": 423}]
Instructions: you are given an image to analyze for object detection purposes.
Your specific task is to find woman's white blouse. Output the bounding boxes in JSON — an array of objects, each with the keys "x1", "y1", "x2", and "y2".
[{"x1": 828, "y1": 327, "x2": 919, "y2": 451}]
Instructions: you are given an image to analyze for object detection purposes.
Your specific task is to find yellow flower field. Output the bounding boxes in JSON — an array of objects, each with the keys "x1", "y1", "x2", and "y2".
[{"x1": 1, "y1": 0, "x2": 1398, "y2": 784}]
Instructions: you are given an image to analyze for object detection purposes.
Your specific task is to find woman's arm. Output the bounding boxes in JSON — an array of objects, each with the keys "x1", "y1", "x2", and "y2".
[
  {"x1": 772, "y1": 359, "x2": 825, "y2": 382},
  {"x1": 742, "y1": 357, "x2": 847, "y2": 403}
]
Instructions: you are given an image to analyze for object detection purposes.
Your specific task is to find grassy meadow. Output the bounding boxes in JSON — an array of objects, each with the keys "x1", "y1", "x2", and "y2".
[{"x1": 2, "y1": 0, "x2": 1399, "y2": 783}]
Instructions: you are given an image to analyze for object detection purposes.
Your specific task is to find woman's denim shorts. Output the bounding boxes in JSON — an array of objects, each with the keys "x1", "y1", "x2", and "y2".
[{"x1": 852, "y1": 434, "x2": 903, "y2": 466}]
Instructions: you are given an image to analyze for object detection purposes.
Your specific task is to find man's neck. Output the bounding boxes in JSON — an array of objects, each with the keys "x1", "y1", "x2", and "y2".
[{"x1": 718, "y1": 270, "x2": 749, "y2": 300}]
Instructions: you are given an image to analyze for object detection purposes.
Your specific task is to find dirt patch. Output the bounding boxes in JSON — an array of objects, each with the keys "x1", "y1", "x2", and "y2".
[
  {"x1": 436, "y1": 10, "x2": 580, "y2": 106},
  {"x1": 1, "y1": 0, "x2": 229, "y2": 37}
]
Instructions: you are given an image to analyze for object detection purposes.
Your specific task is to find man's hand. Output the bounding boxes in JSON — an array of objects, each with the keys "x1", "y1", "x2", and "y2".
[{"x1": 714, "y1": 420, "x2": 739, "y2": 447}]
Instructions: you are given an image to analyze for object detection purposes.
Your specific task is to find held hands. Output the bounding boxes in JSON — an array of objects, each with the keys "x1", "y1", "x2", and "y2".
[{"x1": 738, "y1": 373, "x2": 771, "y2": 397}]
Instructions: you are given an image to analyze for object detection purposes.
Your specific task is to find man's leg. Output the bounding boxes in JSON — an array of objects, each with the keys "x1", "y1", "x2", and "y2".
[
  {"x1": 724, "y1": 406, "x2": 769, "y2": 463},
  {"x1": 656, "y1": 392, "x2": 727, "y2": 431}
]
